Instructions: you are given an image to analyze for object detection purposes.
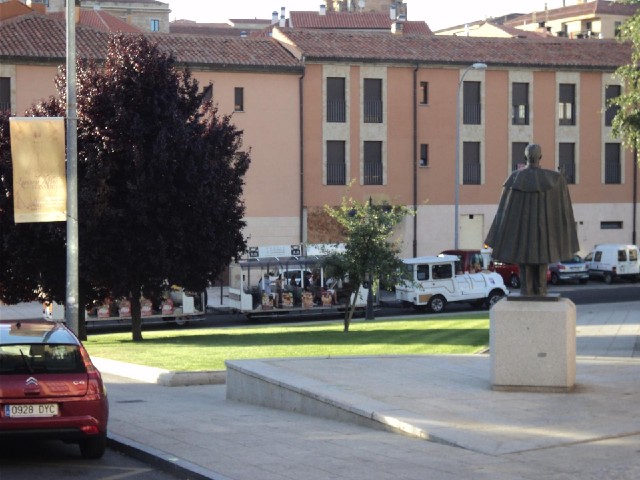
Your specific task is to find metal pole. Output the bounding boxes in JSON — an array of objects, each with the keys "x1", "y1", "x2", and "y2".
[
  {"x1": 65, "y1": 2, "x2": 79, "y2": 334},
  {"x1": 633, "y1": 147, "x2": 638, "y2": 245},
  {"x1": 454, "y1": 63, "x2": 487, "y2": 250}
]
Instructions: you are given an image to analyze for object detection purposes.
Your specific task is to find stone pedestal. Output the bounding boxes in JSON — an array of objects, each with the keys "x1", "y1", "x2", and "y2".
[{"x1": 490, "y1": 297, "x2": 576, "y2": 392}]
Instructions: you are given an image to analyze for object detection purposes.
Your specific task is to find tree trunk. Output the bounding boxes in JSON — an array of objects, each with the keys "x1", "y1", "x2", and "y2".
[
  {"x1": 130, "y1": 293, "x2": 143, "y2": 342},
  {"x1": 343, "y1": 285, "x2": 360, "y2": 332}
]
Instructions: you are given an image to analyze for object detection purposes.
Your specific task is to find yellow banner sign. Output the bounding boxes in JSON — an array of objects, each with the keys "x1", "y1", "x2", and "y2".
[{"x1": 10, "y1": 117, "x2": 66, "y2": 223}]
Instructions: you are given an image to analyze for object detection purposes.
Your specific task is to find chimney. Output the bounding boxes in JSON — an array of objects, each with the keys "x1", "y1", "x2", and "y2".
[
  {"x1": 391, "y1": 21, "x2": 404, "y2": 35},
  {"x1": 272, "y1": 11, "x2": 278, "y2": 24},
  {"x1": 279, "y1": 6, "x2": 286, "y2": 27},
  {"x1": 319, "y1": 4, "x2": 326, "y2": 15},
  {"x1": 390, "y1": 5, "x2": 397, "y2": 20}
]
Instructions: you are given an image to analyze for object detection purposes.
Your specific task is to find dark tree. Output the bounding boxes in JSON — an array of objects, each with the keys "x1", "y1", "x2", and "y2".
[
  {"x1": 1, "y1": 35, "x2": 250, "y2": 341},
  {"x1": 0, "y1": 112, "x2": 67, "y2": 306}
]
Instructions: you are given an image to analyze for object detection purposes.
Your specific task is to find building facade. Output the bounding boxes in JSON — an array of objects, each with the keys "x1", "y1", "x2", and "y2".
[{"x1": 0, "y1": 13, "x2": 637, "y2": 261}]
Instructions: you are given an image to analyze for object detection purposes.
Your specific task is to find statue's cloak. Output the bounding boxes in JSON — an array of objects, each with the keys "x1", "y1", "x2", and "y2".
[{"x1": 485, "y1": 167, "x2": 579, "y2": 264}]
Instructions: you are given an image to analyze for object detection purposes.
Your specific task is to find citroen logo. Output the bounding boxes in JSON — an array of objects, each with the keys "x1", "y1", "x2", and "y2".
[{"x1": 25, "y1": 377, "x2": 38, "y2": 386}]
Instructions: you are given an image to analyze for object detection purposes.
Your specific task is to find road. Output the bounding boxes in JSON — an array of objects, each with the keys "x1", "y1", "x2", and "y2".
[{"x1": 0, "y1": 437, "x2": 181, "y2": 480}]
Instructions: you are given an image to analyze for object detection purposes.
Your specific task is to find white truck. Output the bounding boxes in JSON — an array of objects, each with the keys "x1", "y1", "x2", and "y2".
[
  {"x1": 583, "y1": 244, "x2": 640, "y2": 283},
  {"x1": 396, "y1": 255, "x2": 509, "y2": 313}
]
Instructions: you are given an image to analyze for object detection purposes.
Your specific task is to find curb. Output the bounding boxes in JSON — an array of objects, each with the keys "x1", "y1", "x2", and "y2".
[
  {"x1": 93, "y1": 357, "x2": 225, "y2": 386},
  {"x1": 108, "y1": 432, "x2": 232, "y2": 480}
]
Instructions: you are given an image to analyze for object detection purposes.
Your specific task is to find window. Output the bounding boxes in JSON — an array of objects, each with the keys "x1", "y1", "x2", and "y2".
[
  {"x1": 600, "y1": 221, "x2": 622, "y2": 230},
  {"x1": 559, "y1": 83, "x2": 575, "y2": 126},
  {"x1": 605, "y1": 85, "x2": 621, "y2": 127},
  {"x1": 0, "y1": 344, "x2": 84, "y2": 375},
  {"x1": 150, "y1": 19, "x2": 160, "y2": 32},
  {"x1": 419, "y1": 81, "x2": 428, "y2": 105},
  {"x1": 512, "y1": 82, "x2": 529, "y2": 125},
  {"x1": 511, "y1": 142, "x2": 528, "y2": 171},
  {"x1": 558, "y1": 143, "x2": 576, "y2": 184},
  {"x1": 202, "y1": 84, "x2": 213, "y2": 103},
  {"x1": 234, "y1": 87, "x2": 244, "y2": 111},
  {"x1": 417, "y1": 265, "x2": 429, "y2": 281},
  {"x1": 463, "y1": 81, "x2": 481, "y2": 125},
  {"x1": 326, "y1": 141, "x2": 346, "y2": 185},
  {"x1": 363, "y1": 78, "x2": 382, "y2": 123},
  {"x1": 432, "y1": 263, "x2": 453, "y2": 280},
  {"x1": 327, "y1": 77, "x2": 346, "y2": 123},
  {"x1": 615, "y1": 21, "x2": 622, "y2": 37},
  {"x1": 363, "y1": 141, "x2": 383, "y2": 185},
  {"x1": 0, "y1": 77, "x2": 9, "y2": 112},
  {"x1": 419, "y1": 144, "x2": 428, "y2": 167},
  {"x1": 605, "y1": 143, "x2": 621, "y2": 184},
  {"x1": 462, "y1": 142, "x2": 481, "y2": 185}
]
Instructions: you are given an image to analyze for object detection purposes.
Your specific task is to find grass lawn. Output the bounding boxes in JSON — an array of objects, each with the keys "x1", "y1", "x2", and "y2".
[{"x1": 84, "y1": 314, "x2": 489, "y2": 371}]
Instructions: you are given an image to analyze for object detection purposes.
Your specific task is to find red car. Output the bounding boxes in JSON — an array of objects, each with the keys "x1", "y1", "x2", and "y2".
[{"x1": 0, "y1": 319, "x2": 109, "y2": 458}]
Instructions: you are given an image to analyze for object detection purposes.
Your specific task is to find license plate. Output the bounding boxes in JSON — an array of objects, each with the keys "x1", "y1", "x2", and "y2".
[{"x1": 4, "y1": 404, "x2": 58, "y2": 418}]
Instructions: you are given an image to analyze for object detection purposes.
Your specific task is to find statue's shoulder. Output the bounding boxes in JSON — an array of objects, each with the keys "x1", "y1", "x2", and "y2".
[{"x1": 504, "y1": 167, "x2": 562, "y2": 192}]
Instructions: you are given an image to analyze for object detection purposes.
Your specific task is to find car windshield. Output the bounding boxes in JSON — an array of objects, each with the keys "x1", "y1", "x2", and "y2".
[
  {"x1": 0, "y1": 344, "x2": 86, "y2": 375},
  {"x1": 564, "y1": 256, "x2": 583, "y2": 264}
]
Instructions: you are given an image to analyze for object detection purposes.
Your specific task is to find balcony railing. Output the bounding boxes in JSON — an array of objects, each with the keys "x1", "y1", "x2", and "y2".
[
  {"x1": 462, "y1": 162, "x2": 481, "y2": 185},
  {"x1": 326, "y1": 161, "x2": 346, "y2": 185},
  {"x1": 363, "y1": 100, "x2": 383, "y2": 123},
  {"x1": 605, "y1": 162, "x2": 621, "y2": 184},
  {"x1": 327, "y1": 100, "x2": 346, "y2": 123},
  {"x1": 364, "y1": 160, "x2": 383, "y2": 185},
  {"x1": 0, "y1": 102, "x2": 10, "y2": 112},
  {"x1": 463, "y1": 103, "x2": 481, "y2": 125}
]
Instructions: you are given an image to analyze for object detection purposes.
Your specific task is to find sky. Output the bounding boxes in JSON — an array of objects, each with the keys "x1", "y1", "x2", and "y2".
[{"x1": 168, "y1": 1, "x2": 568, "y2": 32}]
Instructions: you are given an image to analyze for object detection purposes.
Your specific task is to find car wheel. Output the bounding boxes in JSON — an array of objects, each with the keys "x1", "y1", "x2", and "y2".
[
  {"x1": 427, "y1": 295, "x2": 446, "y2": 313},
  {"x1": 486, "y1": 291, "x2": 505, "y2": 309},
  {"x1": 550, "y1": 272, "x2": 560, "y2": 285},
  {"x1": 79, "y1": 433, "x2": 107, "y2": 459},
  {"x1": 603, "y1": 272, "x2": 613, "y2": 284},
  {"x1": 509, "y1": 275, "x2": 520, "y2": 288},
  {"x1": 579, "y1": 279, "x2": 588, "y2": 285}
]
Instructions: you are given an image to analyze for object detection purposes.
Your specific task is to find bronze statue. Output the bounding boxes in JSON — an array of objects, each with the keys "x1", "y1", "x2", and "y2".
[{"x1": 485, "y1": 144, "x2": 579, "y2": 296}]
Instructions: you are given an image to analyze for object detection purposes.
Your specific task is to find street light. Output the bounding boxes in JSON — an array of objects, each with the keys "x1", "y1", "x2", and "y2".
[{"x1": 454, "y1": 62, "x2": 487, "y2": 249}]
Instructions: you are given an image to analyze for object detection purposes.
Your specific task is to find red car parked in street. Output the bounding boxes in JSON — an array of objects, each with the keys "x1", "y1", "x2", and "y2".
[{"x1": 0, "y1": 319, "x2": 109, "y2": 458}]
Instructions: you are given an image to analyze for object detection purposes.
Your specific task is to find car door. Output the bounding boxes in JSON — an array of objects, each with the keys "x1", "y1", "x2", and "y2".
[{"x1": 429, "y1": 262, "x2": 456, "y2": 297}]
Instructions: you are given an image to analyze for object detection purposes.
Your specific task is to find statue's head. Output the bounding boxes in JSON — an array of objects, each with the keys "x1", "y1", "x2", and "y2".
[{"x1": 525, "y1": 144, "x2": 542, "y2": 166}]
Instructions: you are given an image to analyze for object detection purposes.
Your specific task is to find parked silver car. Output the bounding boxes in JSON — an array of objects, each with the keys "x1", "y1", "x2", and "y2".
[{"x1": 548, "y1": 255, "x2": 589, "y2": 285}]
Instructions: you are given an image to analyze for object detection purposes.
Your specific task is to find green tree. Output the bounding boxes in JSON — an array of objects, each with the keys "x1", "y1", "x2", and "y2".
[
  {"x1": 0, "y1": 35, "x2": 250, "y2": 341},
  {"x1": 323, "y1": 197, "x2": 413, "y2": 332},
  {"x1": 610, "y1": 0, "x2": 640, "y2": 157}
]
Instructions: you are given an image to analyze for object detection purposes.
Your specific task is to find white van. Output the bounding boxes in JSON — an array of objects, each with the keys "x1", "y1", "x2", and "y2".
[{"x1": 583, "y1": 244, "x2": 640, "y2": 284}]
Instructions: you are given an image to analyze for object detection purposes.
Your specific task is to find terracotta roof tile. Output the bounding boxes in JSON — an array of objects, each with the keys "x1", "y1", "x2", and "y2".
[
  {"x1": 48, "y1": 9, "x2": 142, "y2": 33},
  {"x1": 289, "y1": 11, "x2": 431, "y2": 35},
  {"x1": 0, "y1": 13, "x2": 630, "y2": 72},
  {"x1": 0, "y1": 14, "x2": 301, "y2": 72},
  {"x1": 276, "y1": 28, "x2": 630, "y2": 70}
]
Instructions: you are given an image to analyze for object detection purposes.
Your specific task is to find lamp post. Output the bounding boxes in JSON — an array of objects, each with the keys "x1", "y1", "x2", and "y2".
[
  {"x1": 66, "y1": 1, "x2": 80, "y2": 334},
  {"x1": 454, "y1": 62, "x2": 487, "y2": 249}
]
